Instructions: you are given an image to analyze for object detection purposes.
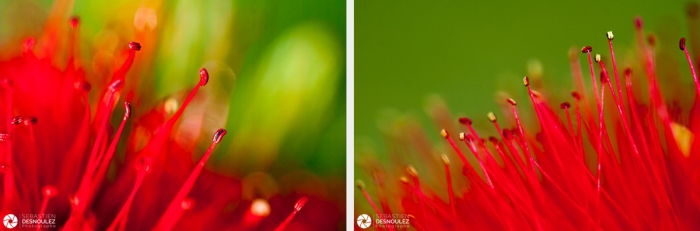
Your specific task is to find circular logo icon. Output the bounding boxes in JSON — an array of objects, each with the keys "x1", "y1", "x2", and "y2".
[
  {"x1": 357, "y1": 214, "x2": 371, "y2": 229},
  {"x1": 3, "y1": 214, "x2": 17, "y2": 229}
]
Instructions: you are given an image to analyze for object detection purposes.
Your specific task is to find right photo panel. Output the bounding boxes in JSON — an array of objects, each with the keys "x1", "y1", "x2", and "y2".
[{"x1": 355, "y1": 1, "x2": 700, "y2": 230}]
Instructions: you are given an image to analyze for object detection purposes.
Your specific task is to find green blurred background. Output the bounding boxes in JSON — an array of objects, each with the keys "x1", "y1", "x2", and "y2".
[
  {"x1": 355, "y1": 0, "x2": 695, "y2": 222},
  {"x1": 0, "y1": 0, "x2": 346, "y2": 219}
]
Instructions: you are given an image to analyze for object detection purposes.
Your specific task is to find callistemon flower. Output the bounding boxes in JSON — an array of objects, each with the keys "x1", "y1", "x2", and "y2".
[
  {"x1": 0, "y1": 14, "x2": 321, "y2": 231},
  {"x1": 357, "y1": 12, "x2": 700, "y2": 231}
]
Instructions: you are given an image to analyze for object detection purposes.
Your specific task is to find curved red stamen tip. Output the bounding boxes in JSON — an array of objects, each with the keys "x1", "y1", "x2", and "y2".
[
  {"x1": 11, "y1": 116, "x2": 23, "y2": 125},
  {"x1": 199, "y1": 68, "x2": 209, "y2": 86},
  {"x1": 560, "y1": 102, "x2": 571, "y2": 109},
  {"x1": 680, "y1": 38, "x2": 687, "y2": 51},
  {"x1": 109, "y1": 79, "x2": 124, "y2": 92},
  {"x1": 624, "y1": 68, "x2": 632, "y2": 76},
  {"x1": 506, "y1": 98, "x2": 517, "y2": 106},
  {"x1": 571, "y1": 91, "x2": 581, "y2": 100},
  {"x1": 635, "y1": 17, "x2": 643, "y2": 29},
  {"x1": 23, "y1": 37, "x2": 35, "y2": 53},
  {"x1": 69, "y1": 17, "x2": 80, "y2": 28},
  {"x1": 23, "y1": 116, "x2": 37, "y2": 126},
  {"x1": 128, "y1": 42, "x2": 141, "y2": 51},
  {"x1": 124, "y1": 102, "x2": 132, "y2": 119},
  {"x1": 213, "y1": 128, "x2": 227, "y2": 144},
  {"x1": 581, "y1": 46, "x2": 592, "y2": 53},
  {"x1": 42, "y1": 186, "x2": 58, "y2": 197},
  {"x1": 458, "y1": 117, "x2": 473, "y2": 125},
  {"x1": 294, "y1": 197, "x2": 309, "y2": 212},
  {"x1": 181, "y1": 198, "x2": 195, "y2": 210},
  {"x1": 136, "y1": 156, "x2": 152, "y2": 172}
]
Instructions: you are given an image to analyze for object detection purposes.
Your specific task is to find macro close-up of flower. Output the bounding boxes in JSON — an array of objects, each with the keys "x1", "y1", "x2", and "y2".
[
  {"x1": 356, "y1": 1, "x2": 700, "y2": 230},
  {"x1": 0, "y1": 0, "x2": 345, "y2": 230}
]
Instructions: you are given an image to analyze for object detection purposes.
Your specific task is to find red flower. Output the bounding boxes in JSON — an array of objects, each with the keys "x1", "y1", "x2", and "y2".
[
  {"x1": 0, "y1": 14, "x2": 334, "y2": 231},
  {"x1": 358, "y1": 12, "x2": 700, "y2": 231}
]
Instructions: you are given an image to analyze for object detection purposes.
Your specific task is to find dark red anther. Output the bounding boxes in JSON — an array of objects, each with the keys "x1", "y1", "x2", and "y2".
[
  {"x1": 581, "y1": 46, "x2": 592, "y2": 53},
  {"x1": 458, "y1": 117, "x2": 473, "y2": 125},
  {"x1": 213, "y1": 128, "x2": 227, "y2": 144},
  {"x1": 109, "y1": 79, "x2": 124, "y2": 92},
  {"x1": 600, "y1": 71, "x2": 609, "y2": 84},
  {"x1": 506, "y1": 98, "x2": 517, "y2": 106},
  {"x1": 23, "y1": 117, "x2": 37, "y2": 126},
  {"x1": 124, "y1": 102, "x2": 132, "y2": 119},
  {"x1": 680, "y1": 38, "x2": 687, "y2": 51},
  {"x1": 560, "y1": 102, "x2": 571, "y2": 109},
  {"x1": 69, "y1": 17, "x2": 80, "y2": 29},
  {"x1": 571, "y1": 91, "x2": 581, "y2": 101},
  {"x1": 635, "y1": 17, "x2": 643, "y2": 29},
  {"x1": 624, "y1": 68, "x2": 632, "y2": 76},
  {"x1": 11, "y1": 116, "x2": 23, "y2": 125},
  {"x1": 199, "y1": 68, "x2": 209, "y2": 86},
  {"x1": 129, "y1": 42, "x2": 141, "y2": 51},
  {"x1": 488, "y1": 137, "x2": 498, "y2": 145}
]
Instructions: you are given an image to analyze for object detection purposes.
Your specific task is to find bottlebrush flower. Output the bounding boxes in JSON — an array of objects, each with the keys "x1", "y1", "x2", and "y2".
[
  {"x1": 357, "y1": 9, "x2": 700, "y2": 231},
  {"x1": 0, "y1": 10, "x2": 334, "y2": 231}
]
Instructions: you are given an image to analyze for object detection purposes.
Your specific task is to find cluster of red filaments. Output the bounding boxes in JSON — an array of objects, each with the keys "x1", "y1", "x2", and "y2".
[
  {"x1": 358, "y1": 16, "x2": 700, "y2": 230},
  {"x1": 0, "y1": 17, "x2": 307, "y2": 230}
]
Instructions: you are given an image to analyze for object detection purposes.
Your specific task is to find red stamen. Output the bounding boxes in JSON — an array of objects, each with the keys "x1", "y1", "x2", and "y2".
[
  {"x1": 582, "y1": 46, "x2": 602, "y2": 112},
  {"x1": 607, "y1": 31, "x2": 624, "y2": 101},
  {"x1": 153, "y1": 129, "x2": 227, "y2": 230},
  {"x1": 273, "y1": 197, "x2": 309, "y2": 231},
  {"x1": 37, "y1": 186, "x2": 57, "y2": 231},
  {"x1": 507, "y1": 98, "x2": 536, "y2": 173},
  {"x1": 680, "y1": 38, "x2": 700, "y2": 95},
  {"x1": 107, "y1": 156, "x2": 151, "y2": 231},
  {"x1": 440, "y1": 129, "x2": 470, "y2": 166},
  {"x1": 598, "y1": 57, "x2": 640, "y2": 156},
  {"x1": 356, "y1": 180, "x2": 382, "y2": 216},
  {"x1": 441, "y1": 154, "x2": 457, "y2": 217}
]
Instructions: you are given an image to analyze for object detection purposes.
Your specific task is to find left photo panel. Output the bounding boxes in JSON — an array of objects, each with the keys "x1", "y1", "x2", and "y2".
[{"x1": 0, "y1": 0, "x2": 346, "y2": 230}]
